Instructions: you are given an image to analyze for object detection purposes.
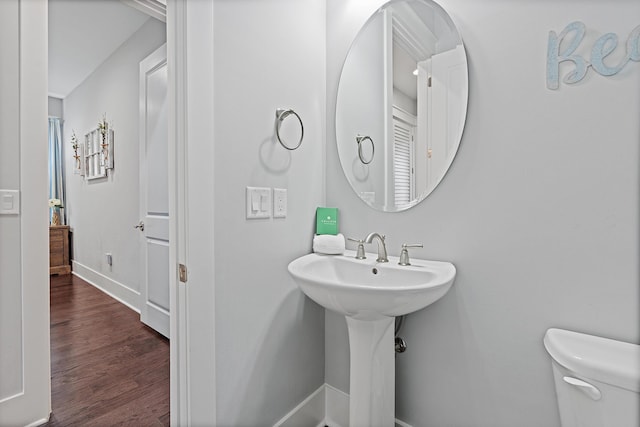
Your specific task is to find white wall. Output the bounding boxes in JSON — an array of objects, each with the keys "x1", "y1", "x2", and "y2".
[
  {"x1": 209, "y1": 0, "x2": 327, "y2": 424},
  {"x1": 64, "y1": 18, "x2": 166, "y2": 308},
  {"x1": 48, "y1": 96, "x2": 63, "y2": 118},
  {"x1": 0, "y1": 0, "x2": 50, "y2": 425},
  {"x1": 336, "y1": 10, "x2": 386, "y2": 205},
  {"x1": 327, "y1": 1, "x2": 640, "y2": 426}
]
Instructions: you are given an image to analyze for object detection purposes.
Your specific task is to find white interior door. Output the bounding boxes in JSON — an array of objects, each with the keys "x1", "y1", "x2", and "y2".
[
  {"x1": 428, "y1": 45, "x2": 467, "y2": 191},
  {"x1": 139, "y1": 44, "x2": 170, "y2": 338}
]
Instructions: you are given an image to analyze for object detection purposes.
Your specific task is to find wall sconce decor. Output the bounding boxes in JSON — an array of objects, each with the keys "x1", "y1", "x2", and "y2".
[
  {"x1": 84, "y1": 114, "x2": 114, "y2": 180},
  {"x1": 70, "y1": 130, "x2": 84, "y2": 176}
]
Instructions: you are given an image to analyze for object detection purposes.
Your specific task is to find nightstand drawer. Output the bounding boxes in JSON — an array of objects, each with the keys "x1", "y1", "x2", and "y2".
[{"x1": 49, "y1": 225, "x2": 70, "y2": 275}]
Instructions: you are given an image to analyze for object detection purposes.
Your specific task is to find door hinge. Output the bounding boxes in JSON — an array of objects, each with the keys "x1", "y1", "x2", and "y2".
[
  {"x1": 428, "y1": 76, "x2": 432, "y2": 87},
  {"x1": 179, "y1": 263, "x2": 188, "y2": 283}
]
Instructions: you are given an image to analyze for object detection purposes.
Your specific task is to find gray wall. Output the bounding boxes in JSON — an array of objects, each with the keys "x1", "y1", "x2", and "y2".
[
  {"x1": 211, "y1": 0, "x2": 327, "y2": 425},
  {"x1": 48, "y1": 96, "x2": 63, "y2": 118},
  {"x1": 326, "y1": 0, "x2": 640, "y2": 426},
  {"x1": 63, "y1": 18, "x2": 166, "y2": 307}
]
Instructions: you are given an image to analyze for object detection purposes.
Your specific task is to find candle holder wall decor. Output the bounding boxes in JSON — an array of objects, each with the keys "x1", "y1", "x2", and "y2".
[{"x1": 70, "y1": 130, "x2": 84, "y2": 175}]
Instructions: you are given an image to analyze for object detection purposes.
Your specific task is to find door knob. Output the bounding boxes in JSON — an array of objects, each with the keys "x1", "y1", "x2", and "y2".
[{"x1": 134, "y1": 221, "x2": 144, "y2": 232}]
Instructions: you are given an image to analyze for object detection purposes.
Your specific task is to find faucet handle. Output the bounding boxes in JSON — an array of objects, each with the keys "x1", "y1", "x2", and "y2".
[
  {"x1": 398, "y1": 243, "x2": 423, "y2": 266},
  {"x1": 347, "y1": 237, "x2": 367, "y2": 259}
]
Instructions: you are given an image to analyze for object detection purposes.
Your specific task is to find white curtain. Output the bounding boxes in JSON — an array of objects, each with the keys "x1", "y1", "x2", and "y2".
[{"x1": 48, "y1": 117, "x2": 66, "y2": 224}]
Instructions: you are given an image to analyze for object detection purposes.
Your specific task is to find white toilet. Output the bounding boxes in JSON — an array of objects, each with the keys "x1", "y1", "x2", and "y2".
[{"x1": 543, "y1": 328, "x2": 640, "y2": 427}]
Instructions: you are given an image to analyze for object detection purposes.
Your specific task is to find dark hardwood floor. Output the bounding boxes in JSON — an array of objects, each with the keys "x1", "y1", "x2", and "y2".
[{"x1": 44, "y1": 274, "x2": 169, "y2": 426}]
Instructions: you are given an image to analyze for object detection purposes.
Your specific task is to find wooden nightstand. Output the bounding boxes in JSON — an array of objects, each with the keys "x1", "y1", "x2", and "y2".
[{"x1": 49, "y1": 225, "x2": 71, "y2": 275}]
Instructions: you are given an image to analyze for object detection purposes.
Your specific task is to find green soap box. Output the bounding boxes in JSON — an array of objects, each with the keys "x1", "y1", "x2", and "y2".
[{"x1": 316, "y1": 207, "x2": 339, "y2": 235}]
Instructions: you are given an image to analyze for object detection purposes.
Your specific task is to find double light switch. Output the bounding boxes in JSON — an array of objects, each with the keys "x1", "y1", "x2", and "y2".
[{"x1": 246, "y1": 187, "x2": 271, "y2": 219}]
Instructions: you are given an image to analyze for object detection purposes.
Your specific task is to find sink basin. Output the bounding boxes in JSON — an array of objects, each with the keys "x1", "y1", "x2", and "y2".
[
  {"x1": 288, "y1": 249, "x2": 455, "y2": 426},
  {"x1": 287, "y1": 250, "x2": 456, "y2": 320}
]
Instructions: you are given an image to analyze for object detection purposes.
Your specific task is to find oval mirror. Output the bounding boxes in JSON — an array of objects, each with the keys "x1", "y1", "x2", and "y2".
[{"x1": 336, "y1": 0, "x2": 468, "y2": 212}]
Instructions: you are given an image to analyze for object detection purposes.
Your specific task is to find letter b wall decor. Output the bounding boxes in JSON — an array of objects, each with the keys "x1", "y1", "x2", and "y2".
[{"x1": 547, "y1": 21, "x2": 640, "y2": 89}]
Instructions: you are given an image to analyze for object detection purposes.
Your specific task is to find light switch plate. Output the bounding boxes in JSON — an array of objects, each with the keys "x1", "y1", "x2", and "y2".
[
  {"x1": 0, "y1": 190, "x2": 19, "y2": 215},
  {"x1": 246, "y1": 187, "x2": 271, "y2": 219}
]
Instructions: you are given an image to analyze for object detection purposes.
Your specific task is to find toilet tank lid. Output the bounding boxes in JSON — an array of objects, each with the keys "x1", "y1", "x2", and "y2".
[{"x1": 544, "y1": 328, "x2": 640, "y2": 392}]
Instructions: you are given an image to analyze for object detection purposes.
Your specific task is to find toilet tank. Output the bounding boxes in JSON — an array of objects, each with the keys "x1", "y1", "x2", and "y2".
[{"x1": 543, "y1": 328, "x2": 640, "y2": 427}]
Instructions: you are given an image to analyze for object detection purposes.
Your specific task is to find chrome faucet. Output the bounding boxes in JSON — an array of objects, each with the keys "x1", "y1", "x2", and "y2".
[{"x1": 364, "y1": 232, "x2": 388, "y2": 263}]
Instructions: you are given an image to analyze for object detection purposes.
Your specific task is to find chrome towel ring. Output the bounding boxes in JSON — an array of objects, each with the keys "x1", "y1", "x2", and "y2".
[
  {"x1": 356, "y1": 135, "x2": 374, "y2": 164},
  {"x1": 275, "y1": 108, "x2": 304, "y2": 151}
]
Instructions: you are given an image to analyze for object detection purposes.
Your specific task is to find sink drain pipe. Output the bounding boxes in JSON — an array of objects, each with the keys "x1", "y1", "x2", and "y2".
[{"x1": 395, "y1": 316, "x2": 407, "y2": 353}]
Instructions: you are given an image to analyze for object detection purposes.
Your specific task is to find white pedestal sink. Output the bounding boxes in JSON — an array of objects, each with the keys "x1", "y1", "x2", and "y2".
[{"x1": 288, "y1": 250, "x2": 456, "y2": 427}]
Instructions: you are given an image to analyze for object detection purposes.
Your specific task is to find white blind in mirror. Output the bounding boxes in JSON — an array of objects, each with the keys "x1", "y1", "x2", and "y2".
[{"x1": 393, "y1": 118, "x2": 415, "y2": 207}]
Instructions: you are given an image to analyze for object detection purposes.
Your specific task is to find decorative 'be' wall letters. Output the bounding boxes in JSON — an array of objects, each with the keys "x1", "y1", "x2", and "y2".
[{"x1": 547, "y1": 21, "x2": 640, "y2": 89}]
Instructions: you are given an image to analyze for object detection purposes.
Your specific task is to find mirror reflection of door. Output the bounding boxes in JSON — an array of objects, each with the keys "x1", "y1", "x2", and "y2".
[
  {"x1": 389, "y1": 5, "x2": 467, "y2": 206},
  {"x1": 139, "y1": 44, "x2": 170, "y2": 338},
  {"x1": 391, "y1": 5, "x2": 429, "y2": 208},
  {"x1": 428, "y1": 44, "x2": 467, "y2": 194}
]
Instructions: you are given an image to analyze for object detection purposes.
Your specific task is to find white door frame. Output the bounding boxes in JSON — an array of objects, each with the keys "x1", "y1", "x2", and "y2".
[
  {"x1": 166, "y1": 0, "x2": 198, "y2": 424},
  {"x1": 167, "y1": 1, "x2": 217, "y2": 423},
  {"x1": 167, "y1": 0, "x2": 186, "y2": 423}
]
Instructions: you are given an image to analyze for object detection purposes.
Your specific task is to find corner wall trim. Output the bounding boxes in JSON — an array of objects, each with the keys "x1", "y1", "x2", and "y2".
[
  {"x1": 273, "y1": 384, "x2": 325, "y2": 427},
  {"x1": 272, "y1": 384, "x2": 413, "y2": 427},
  {"x1": 71, "y1": 260, "x2": 140, "y2": 313}
]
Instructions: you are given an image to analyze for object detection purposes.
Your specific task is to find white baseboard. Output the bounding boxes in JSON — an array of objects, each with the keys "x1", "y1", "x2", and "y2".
[
  {"x1": 71, "y1": 260, "x2": 140, "y2": 313},
  {"x1": 273, "y1": 385, "x2": 325, "y2": 427},
  {"x1": 324, "y1": 384, "x2": 349, "y2": 427},
  {"x1": 273, "y1": 383, "x2": 412, "y2": 427},
  {"x1": 394, "y1": 418, "x2": 413, "y2": 427},
  {"x1": 24, "y1": 416, "x2": 49, "y2": 427}
]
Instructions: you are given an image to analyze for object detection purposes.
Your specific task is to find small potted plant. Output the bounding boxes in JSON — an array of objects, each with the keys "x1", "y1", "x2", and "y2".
[{"x1": 49, "y1": 198, "x2": 63, "y2": 226}]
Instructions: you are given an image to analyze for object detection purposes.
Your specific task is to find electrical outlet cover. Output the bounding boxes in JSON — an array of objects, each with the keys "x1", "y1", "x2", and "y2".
[{"x1": 273, "y1": 188, "x2": 287, "y2": 218}]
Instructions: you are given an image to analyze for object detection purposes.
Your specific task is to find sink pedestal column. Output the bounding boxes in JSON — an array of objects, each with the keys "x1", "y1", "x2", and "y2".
[{"x1": 346, "y1": 316, "x2": 395, "y2": 427}]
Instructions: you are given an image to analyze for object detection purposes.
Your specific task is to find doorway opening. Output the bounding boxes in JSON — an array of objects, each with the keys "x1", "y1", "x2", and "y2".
[{"x1": 47, "y1": 0, "x2": 170, "y2": 423}]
